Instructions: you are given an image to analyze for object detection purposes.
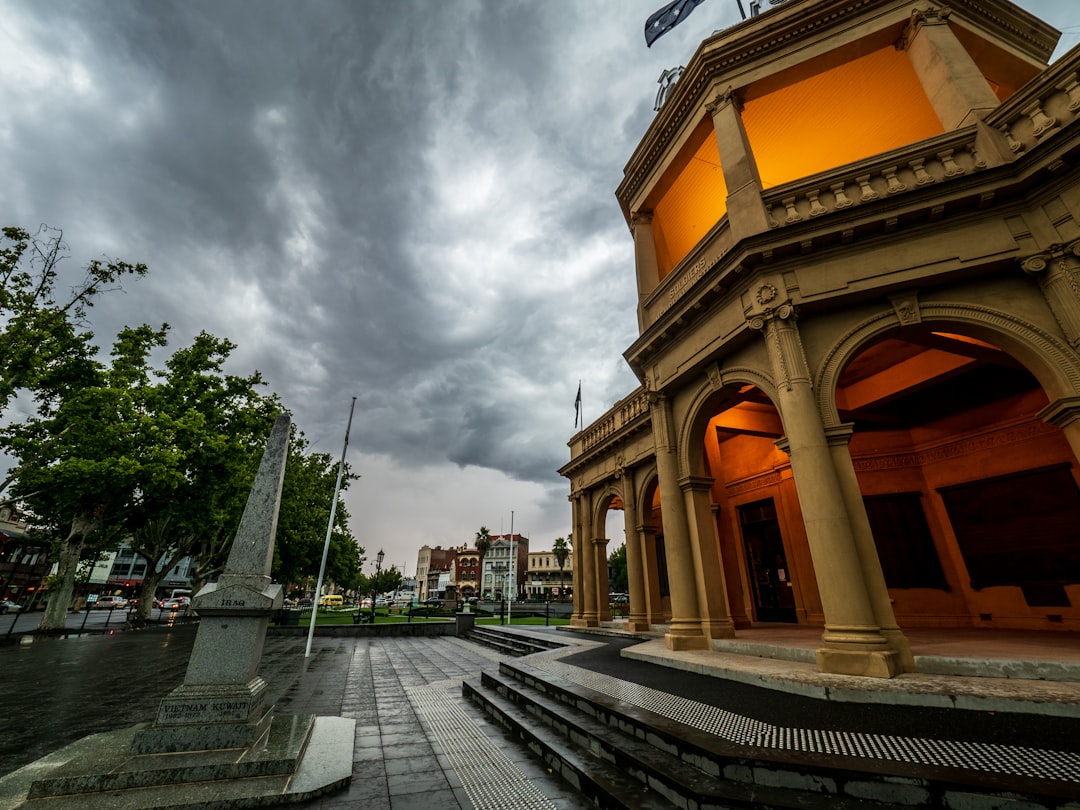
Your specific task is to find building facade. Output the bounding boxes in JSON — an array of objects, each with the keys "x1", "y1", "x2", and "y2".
[
  {"x1": 415, "y1": 545, "x2": 457, "y2": 603},
  {"x1": 526, "y1": 550, "x2": 573, "y2": 600},
  {"x1": 561, "y1": 0, "x2": 1080, "y2": 678},
  {"x1": 481, "y1": 535, "x2": 529, "y2": 600}
]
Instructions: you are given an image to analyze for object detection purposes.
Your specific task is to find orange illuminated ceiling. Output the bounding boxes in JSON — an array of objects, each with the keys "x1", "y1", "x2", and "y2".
[
  {"x1": 651, "y1": 124, "x2": 727, "y2": 280},
  {"x1": 706, "y1": 332, "x2": 1039, "y2": 443},
  {"x1": 742, "y1": 45, "x2": 945, "y2": 189}
]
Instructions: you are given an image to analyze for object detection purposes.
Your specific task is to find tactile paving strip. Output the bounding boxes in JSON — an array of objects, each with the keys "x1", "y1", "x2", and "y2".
[
  {"x1": 412, "y1": 681, "x2": 559, "y2": 810},
  {"x1": 528, "y1": 653, "x2": 1080, "y2": 784}
]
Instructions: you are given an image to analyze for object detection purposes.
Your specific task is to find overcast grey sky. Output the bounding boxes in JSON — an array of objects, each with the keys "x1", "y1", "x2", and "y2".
[{"x1": 1, "y1": 0, "x2": 1077, "y2": 577}]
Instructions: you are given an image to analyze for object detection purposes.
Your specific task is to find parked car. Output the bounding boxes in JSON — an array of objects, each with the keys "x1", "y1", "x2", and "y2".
[
  {"x1": 0, "y1": 599, "x2": 23, "y2": 614},
  {"x1": 423, "y1": 597, "x2": 443, "y2": 607},
  {"x1": 375, "y1": 597, "x2": 393, "y2": 608},
  {"x1": 95, "y1": 596, "x2": 128, "y2": 610}
]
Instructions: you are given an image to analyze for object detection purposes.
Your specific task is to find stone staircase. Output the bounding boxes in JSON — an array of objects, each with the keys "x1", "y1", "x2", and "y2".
[
  {"x1": 463, "y1": 625, "x2": 564, "y2": 657},
  {"x1": 462, "y1": 651, "x2": 1078, "y2": 810}
]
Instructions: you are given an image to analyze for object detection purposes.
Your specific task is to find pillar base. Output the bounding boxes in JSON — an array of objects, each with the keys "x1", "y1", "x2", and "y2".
[
  {"x1": 665, "y1": 631, "x2": 709, "y2": 651},
  {"x1": 880, "y1": 626, "x2": 915, "y2": 673},
  {"x1": 571, "y1": 617, "x2": 599, "y2": 628},
  {"x1": 702, "y1": 619, "x2": 736, "y2": 640},
  {"x1": 815, "y1": 648, "x2": 901, "y2": 678},
  {"x1": 624, "y1": 620, "x2": 653, "y2": 633}
]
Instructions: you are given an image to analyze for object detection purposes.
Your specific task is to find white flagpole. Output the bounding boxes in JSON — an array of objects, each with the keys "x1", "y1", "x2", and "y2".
[
  {"x1": 305, "y1": 396, "x2": 357, "y2": 658},
  {"x1": 509, "y1": 510, "x2": 515, "y2": 608}
]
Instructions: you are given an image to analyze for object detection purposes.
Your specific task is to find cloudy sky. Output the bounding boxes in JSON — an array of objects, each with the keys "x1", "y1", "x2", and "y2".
[{"x1": 2, "y1": 0, "x2": 1077, "y2": 578}]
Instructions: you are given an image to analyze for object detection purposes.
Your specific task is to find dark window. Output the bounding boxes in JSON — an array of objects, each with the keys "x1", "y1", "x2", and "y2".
[
  {"x1": 863, "y1": 493, "x2": 948, "y2": 590},
  {"x1": 938, "y1": 464, "x2": 1080, "y2": 589},
  {"x1": 655, "y1": 535, "x2": 670, "y2": 597}
]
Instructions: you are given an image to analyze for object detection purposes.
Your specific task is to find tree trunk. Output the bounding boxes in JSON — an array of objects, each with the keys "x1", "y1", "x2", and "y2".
[
  {"x1": 136, "y1": 567, "x2": 163, "y2": 623},
  {"x1": 38, "y1": 513, "x2": 96, "y2": 631}
]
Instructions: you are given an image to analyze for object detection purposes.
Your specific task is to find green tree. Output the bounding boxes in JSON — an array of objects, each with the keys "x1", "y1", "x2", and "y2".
[
  {"x1": 3, "y1": 324, "x2": 170, "y2": 629},
  {"x1": 608, "y1": 543, "x2": 628, "y2": 593},
  {"x1": 0, "y1": 226, "x2": 146, "y2": 498},
  {"x1": 119, "y1": 331, "x2": 280, "y2": 622},
  {"x1": 272, "y1": 430, "x2": 361, "y2": 592},
  {"x1": 475, "y1": 525, "x2": 491, "y2": 559},
  {"x1": 552, "y1": 535, "x2": 570, "y2": 598}
]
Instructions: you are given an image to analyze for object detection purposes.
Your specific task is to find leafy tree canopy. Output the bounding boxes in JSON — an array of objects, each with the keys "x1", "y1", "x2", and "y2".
[{"x1": 608, "y1": 543, "x2": 628, "y2": 593}]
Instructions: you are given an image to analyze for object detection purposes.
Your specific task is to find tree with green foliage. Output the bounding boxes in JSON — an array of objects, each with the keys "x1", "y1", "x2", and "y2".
[
  {"x1": 608, "y1": 543, "x2": 628, "y2": 593},
  {"x1": 475, "y1": 525, "x2": 491, "y2": 560},
  {"x1": 2, "y1": 324, "x2": 174, "y2": 629},
  {"x1": 552, "y1": 535, "x2": 570, "y2": 598},
  {"x1": 0, "y1": 225, "x2": 146, "y2": 495},
  {"x1": 359, "y1": 565, "x2": 403, "y2": 599},
  {"x1": 272, "y1": 430, "x2": 361, "y2": 593},
  {"x1": 117, "y1": 331, "x2": 281, "y2": 623}
]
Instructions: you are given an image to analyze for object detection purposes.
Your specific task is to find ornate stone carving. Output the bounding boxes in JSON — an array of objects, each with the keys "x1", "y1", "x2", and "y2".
[{"x1": 890, "y1": 292, "x2": 922, "y2": 325}]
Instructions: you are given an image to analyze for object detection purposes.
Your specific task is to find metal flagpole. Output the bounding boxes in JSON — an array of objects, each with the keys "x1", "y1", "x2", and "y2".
[
  {"x1": 509, "y1": 511, "x2": 515, "y2": 612},
  {"x1": 305, "y1": 396, "x2": 357, "y2": 658}
]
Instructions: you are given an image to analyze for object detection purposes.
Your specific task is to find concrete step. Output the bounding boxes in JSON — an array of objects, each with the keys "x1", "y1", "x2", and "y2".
[
  {"x1": 464, "y1": 627, "x2": 559, "y2": 657},
  {"x1": 462, "y1": 676, "x2": 675, "y2": 809},
  {"x1": 465, "y1": 654, "x2": 1080, "y2": 809}
]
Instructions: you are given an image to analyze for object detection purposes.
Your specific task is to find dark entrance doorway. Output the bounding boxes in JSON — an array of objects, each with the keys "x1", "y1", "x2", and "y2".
[{"x1": 738, "y1": 498, "x2": 797, "y2": 623}]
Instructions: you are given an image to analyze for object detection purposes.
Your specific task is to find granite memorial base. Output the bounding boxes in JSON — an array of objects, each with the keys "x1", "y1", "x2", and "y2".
[{"x1": 0, "y1": 714, "x2": 354, "y2": 809}]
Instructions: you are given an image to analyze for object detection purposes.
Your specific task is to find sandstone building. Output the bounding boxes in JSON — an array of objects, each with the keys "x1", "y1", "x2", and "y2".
[{"x1": 560, "y1": 0, "x2": 1080, "y2": 677}]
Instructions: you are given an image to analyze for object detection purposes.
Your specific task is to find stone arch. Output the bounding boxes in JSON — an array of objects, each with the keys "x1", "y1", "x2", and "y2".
[
  {"x1": 679, "y1": 364, "x2": 779, "y2": 478},
  {"x1": 816, "y1": 301, "x2": 1080, "y2": 426},
  {"x1": 591, "y1": 483, "x2": 626, "y2": 539}
]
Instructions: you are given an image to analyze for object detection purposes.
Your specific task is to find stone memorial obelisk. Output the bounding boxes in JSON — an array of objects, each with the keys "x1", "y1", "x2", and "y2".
[
  {"x1": 133, "y1": 413, "x2": 291, "y2": 754},
  {"x1": 4, "y1": 414, "x2": 355, "y2": 809}
]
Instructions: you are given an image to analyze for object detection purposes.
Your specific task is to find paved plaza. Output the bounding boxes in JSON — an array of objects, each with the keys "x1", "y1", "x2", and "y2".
[
  {"x1": 0, "y1": 625, "x2": 589, "y2": 809},
  {"x1": 3, "y1": 623, "x2": 1080, "y2": 808}
]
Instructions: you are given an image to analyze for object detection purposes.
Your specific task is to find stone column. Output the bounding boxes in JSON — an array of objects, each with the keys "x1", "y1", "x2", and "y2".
[
  {"x1": 632, "y1": 211, "x2": 661, "y2": 330},
  {"x1": 1039, "y1": 397, "x2": 1080, "y2": 472},
  {"x1": 571, "y1": 491, "x2": 599, "y2": 627},
  {"x1": 621, "y1": 473, "x2": 651, "y2": 632},
  {"x1": 707, "y1": 87, "x2": 771, "y2": 240},
  {"x1": 1021, "y1": 242, "x2": 1080, "y2": 349},
  {"x1": 594, "y1": 537, "x2": 612, "y2": 622},
  {"x1": 640, "y1": 522, "x2": 665, "y2": 624},
  {"x1": 748, "y1": 292, "x2": 899, "y2": 677},
  {"x1": 650, "y1": 393, "x2": 709, "y2": 650},
  {"x1": 902, "y1": 7, "x2": 1001, "y2": 129},
  {"x1": 825, "y1": 423, "x2": 913, "y2": 672},
  {"x1": 680, "y1": 475, "x2": 736, "y2": 640}
]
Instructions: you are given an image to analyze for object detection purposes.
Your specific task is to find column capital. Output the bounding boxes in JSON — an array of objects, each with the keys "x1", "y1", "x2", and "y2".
[
  {"x1": 745, "y1": 276, "x2": 796, "y2": 329},
  {"x1": 824, "y1": 422, "x2": 856, "y2": 446},
  {"x1": 748, "y1": 302, "x2": 796, "y2": 332},
  {"x1": 1019, "y1": 240, "x2": 1080, "y2": 277},
  {"x1": 677, "y1": 474, "x2": 715, "y2": 493},
  {"x1": 898, "y1": 6, "x2": 951, "y2": 50},
  {"x1": 706, "y1": 85, "x2": 740, "y2": 116},
  {"x1": 1038, "y1": 396, "x2": 1080, "y2": 429},
  {"x1": 630, "y1": 210, "x2": 654, "y2": 229}
]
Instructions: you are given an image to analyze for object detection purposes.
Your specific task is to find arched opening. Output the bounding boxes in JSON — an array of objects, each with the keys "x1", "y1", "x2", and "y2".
[
  {"x1": 836, "y1": 328, "x2": 1080, "y2": 629},
  {"x1": 685, "y1": 383, "x2": 822, "y2": 627}
]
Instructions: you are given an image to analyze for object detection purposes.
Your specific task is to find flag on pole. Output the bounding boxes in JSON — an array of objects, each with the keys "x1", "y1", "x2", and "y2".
[
  {"x1": 645, "y1": 0, "x2": 709, "y2": 47},
  {"x1": 574, "y1": 381, "x2": 582, "y2": 430}
]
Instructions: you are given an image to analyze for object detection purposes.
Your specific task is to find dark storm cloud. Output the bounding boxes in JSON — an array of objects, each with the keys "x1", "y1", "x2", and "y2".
[{"x1": 7, "y1": 0, "x2": 1071, "y2": 553}]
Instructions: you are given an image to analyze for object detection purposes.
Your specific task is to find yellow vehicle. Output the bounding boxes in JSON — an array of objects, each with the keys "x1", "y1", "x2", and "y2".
[{"x1": 318, "y1": 594, "x2": 344, "y2": 608}]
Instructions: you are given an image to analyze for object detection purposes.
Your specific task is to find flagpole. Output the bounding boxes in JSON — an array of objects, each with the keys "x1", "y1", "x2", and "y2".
[
  {"x1": 305, "y1": 396, "x2": 357, "y2": 658},
  {"x1": 509, "y1": 510, "x2": 515, "y2": 610}
]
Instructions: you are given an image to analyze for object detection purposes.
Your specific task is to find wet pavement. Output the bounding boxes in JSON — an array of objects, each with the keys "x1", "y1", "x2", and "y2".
[
  {"x1": 5, "y1": 623, "x2": 1080, "y2": 808},
  {"x1": 0, "y1": 625, "x2": 590, "y2": 809}
]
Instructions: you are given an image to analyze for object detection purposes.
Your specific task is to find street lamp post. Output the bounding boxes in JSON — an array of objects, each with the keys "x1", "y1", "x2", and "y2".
[{"x1": 371, "y1": 549, "x2": 384, "y2": 624}]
